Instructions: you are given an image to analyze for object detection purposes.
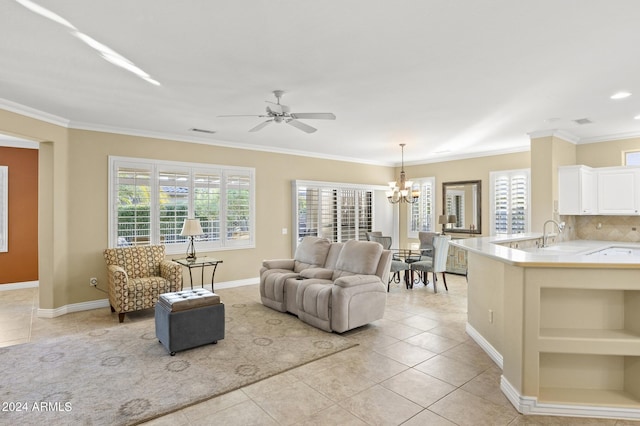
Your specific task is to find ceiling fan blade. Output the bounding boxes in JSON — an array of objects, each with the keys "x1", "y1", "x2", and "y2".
[
  {"x1": 217, "y1": 114, "x2": 263, "y2": 118},
  {"x1": 249, "y1": 120, "x2": 273, "y2": 132},
  {"x1": 287, "y1": 119, "x2": 317, "y2": 133},
  {"x1": 289, "y1": 113, "x2": 336, "y2": 120}
]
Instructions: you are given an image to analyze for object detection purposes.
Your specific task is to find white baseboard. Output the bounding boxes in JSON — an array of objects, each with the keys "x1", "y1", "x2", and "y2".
[
  {"x1": 37, "y1": 298, "x2": 110, "y2": 318},
  {"x1": 0, "y1": 280, "x2": 39, "y2": 290},
  {"x1": 215, "y1": 277, "x2": 259, "y2": 289},
  {"x1": 36, "y1": 277, "x2": 260, "y2": 318},
  {"x1": 465, "y1": 322, "x2": 503, "y2": 369},
  {"x1": 501, "y1": 376, "x2": 640, "y2": 420}
]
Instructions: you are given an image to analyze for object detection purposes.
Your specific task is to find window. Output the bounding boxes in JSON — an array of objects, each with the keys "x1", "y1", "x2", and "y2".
[
  {"x1": 408, "y1": 177, "x2": 435, "y2": 238},
  {"x1": 109, "y1": 157, "x2": 254, "y2": 253},
  {"x1": 625, "y1": 150, "x2": 640, "y2": 165},
  {"x1": 294, "y1": 180, "x2": 373, "y2": 243},
  {"x1": 490, "y1": 169, "x2": 530, "y2": 235}
]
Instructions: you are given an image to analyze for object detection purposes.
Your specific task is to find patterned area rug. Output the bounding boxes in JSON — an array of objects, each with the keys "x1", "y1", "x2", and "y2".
[{"x1": 0, "y1": 301, "x2": 356, "y2": 425}]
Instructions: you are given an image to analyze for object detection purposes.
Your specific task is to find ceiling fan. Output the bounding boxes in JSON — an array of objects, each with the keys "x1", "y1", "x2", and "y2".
[{"x1": 218, "y1": 90, "x2": 336, "y2": 133}]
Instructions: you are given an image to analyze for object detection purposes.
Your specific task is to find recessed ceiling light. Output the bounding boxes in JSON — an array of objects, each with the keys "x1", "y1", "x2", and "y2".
[
  {"x1": 611, "y1": 91, "x2": 631, "y2": 99},
  {"x1": 634, "y1": 115, "x2": 640, "y2": 120}
]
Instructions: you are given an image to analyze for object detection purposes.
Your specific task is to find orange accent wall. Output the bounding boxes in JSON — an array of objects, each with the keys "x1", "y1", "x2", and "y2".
[{"x1": 0, "y1": 147, "x2": 38, "y2": 284}]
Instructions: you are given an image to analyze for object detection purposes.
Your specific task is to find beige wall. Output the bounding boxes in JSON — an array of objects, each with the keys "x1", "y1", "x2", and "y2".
[
  {"x1": 0, "y1": 110, "x2": 395, "y2": 308},
  {"x1": 530, "y1": 135, "x2": 576, "y2": 232},
  {"x1": 398, "y1": 151, "x2": 531, "y2": 246},
  {"x1": 577, "y1": 137, "x2": 640, "y2": 167},
  {"x1": 66, "y1": 130, "x2": 396, "y2": 306},
  {"x1": 4, "y1": 105, "x2": 640, "y2": 311}
]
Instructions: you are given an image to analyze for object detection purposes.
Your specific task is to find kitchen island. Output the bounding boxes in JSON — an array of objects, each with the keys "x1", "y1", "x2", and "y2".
[{"x1": 450, "y1": 235, "x2": 640, "y2": 421}]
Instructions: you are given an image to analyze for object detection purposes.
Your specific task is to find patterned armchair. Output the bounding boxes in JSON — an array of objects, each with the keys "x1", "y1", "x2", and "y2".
[{"x1": 103, "y1": 245, "x2": 183, "y2": 322}]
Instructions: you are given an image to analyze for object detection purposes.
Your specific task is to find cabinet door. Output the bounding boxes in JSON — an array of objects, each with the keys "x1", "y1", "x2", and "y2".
[
  {"x1": 558, "y1": 166, "x2": 596, "y2": 215},
  {"x1": 597, "y1": 168, "x2": 640, "y2": 215}
]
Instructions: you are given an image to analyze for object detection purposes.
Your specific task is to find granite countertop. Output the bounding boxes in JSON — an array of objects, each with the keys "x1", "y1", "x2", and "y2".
[{"x1": 449, "y1": 234, "x2": 640, "y2": 268}]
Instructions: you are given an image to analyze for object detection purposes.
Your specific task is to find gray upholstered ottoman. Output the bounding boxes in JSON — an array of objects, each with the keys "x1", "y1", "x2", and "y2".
[{"x1": 155, "y1": 289, "x2": 225, "y2": 355}]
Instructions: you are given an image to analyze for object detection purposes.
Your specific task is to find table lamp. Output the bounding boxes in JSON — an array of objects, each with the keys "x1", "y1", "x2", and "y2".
[{"x1": 181, "y1": 218, "x2": 203, "y2": 260}]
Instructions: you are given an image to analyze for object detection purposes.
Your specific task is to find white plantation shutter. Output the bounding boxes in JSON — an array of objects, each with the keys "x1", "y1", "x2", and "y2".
[
  {"x1": 194, "y1": 172, "x2": 221, "y2": 243},
  {"x1": 409, "y1": 177, "x2": 435, "y2": 238},
  {"x1": 510, "y1": 173, "x2": 528, "y2": 233},
  {"x1": 158, "y1": 169, "x2": 189, "y2": 244},
  {"x1": 490, "y1": 169, "x2": 530, "y2": 235},
  {"x1": 493, "y1": 175, "x2": 509, "y2": 234},
  {"x1": 295, "y1": 181, "x2": 373, "y2": 243},
  {"x1": 115, "y1": 164, "x2": 153, "y2": 246},
  {"x1": 225, "y1": 171, "x2": 253, "y2": 245},
  {"x1": 109, "y1": 157, "x2": 254, "y2": 251}
]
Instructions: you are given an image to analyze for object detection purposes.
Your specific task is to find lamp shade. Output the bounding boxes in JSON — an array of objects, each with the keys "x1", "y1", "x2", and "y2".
[
  {"x1": 447, "y1": 215, "x2": 457, "y2": 224},
  {"x1": 180, "y1": 218, "x2": 203, "y2": 236},
  {"x1": 438, "y1": 215, "x2": 448, "y2": 225}
]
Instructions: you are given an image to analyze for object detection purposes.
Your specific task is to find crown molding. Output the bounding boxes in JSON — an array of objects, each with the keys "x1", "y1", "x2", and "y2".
[
  {"x1": 527, "y1": 129, "x2": 580, "y2": 144},
  {"x1": 579, "y1": 130, "x2": 640, "y2": 144},
  {"x1": 403, "y1": 144, "x2": 530, "y2": 167},
  {"x1": 68, "y1": 121, "x2": 394, "y2": 166},
  {"x1": 0, "y1": 98, "x2": 69, "y2": 127}
]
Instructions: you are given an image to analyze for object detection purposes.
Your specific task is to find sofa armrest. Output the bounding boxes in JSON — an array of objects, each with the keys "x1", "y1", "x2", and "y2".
[
  {"x1": 262, "y1": 259, "x2": 295, "y2": 270},
  {"x1": 300, "y1": 268, "x2": 334, "y2": 279},
  {"x1": 160, "y1": 260, "x2": 184, "y2": 291},
  {"x1": 334, "y1": 274, "x2": 384, "y2": 289}
]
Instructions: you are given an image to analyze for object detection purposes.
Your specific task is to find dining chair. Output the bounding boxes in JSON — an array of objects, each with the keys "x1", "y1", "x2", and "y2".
[
  {"x1": 409, "y1": 235, "x2": 451, "y2": 292},
  {"x1": 369, "y1": 235, "x2": 411, "y2": 291}
]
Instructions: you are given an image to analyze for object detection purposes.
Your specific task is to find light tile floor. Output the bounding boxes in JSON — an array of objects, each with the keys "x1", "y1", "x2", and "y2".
[{"x1": 1, "y1": 275, "x2": 638, "y2": 425}]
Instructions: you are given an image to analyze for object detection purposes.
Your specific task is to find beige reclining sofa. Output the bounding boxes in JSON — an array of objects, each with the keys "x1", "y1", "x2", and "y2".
[{"x1": 260, "y1": 236, "x2": 391, "y2": 333}]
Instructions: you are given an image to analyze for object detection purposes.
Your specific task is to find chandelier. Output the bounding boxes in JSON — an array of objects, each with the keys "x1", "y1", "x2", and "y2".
[{"x1": 387, "y1": 143, "x2": 419, "y2": 204}]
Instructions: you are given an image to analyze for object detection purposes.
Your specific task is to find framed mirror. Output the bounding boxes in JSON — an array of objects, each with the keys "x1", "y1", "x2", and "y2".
[{"x1": 442, "y1": 180, "x2": 481, "y2": 234}]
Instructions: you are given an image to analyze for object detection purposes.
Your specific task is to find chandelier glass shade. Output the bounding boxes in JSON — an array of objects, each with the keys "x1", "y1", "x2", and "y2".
[{"x1": 387, "y1": 143, "x2": 419, "y2": 204}]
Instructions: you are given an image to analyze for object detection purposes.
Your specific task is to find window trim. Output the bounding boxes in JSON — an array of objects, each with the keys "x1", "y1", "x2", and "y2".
[{"x1": 109, "y1": 156, "x2": 255, "y2": 254}]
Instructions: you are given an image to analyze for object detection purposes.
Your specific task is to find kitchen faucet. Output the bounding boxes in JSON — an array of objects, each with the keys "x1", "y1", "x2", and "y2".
[{"x1": 542, "y1": 219, "x2": 565, "y2": 248}]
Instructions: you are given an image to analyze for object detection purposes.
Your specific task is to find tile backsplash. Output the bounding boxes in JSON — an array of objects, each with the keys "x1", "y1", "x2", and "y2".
[{"x1": 566, "y1": 215, "x2": 640, "y2": 242}]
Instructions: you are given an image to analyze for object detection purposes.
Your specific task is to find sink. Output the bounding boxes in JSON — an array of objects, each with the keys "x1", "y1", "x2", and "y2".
[{"x1": 587, "y1": 247, "x2": 640, "y2": 258}]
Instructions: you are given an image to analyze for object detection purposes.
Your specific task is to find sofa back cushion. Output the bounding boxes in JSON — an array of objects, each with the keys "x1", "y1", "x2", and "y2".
[
  {"x1": 293, "y1": 236, "x2": 331, "y2": 272},
  {"x1": 323, "y1": 242, "x2": 344, "y2": 270},
  {"x1": 103, "y1": 245, "x2": 165, "y2": 279},
  {"x1": 333, "y1": 240, "x2": 383, "y2": 279}
]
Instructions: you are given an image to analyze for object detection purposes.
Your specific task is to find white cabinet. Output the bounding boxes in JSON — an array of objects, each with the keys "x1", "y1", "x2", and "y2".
[
  {"x1": 558, "y1": 165, "x2": 597, "y2": 215},
  {"x1": 558, "y1": 165, "x2": 640, "y2": 215},
  {"x1": 597, "y1": 167, "x2": 640, "y2": 215}
]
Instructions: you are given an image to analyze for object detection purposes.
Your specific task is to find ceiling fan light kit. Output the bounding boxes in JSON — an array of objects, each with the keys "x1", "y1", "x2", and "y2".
[{"x1": 219, "y1": 90, "x2": 336, "y2": 133}]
